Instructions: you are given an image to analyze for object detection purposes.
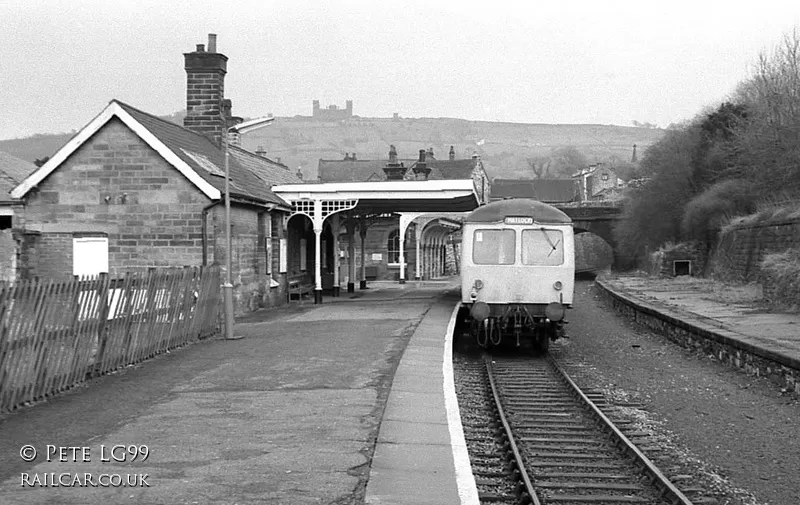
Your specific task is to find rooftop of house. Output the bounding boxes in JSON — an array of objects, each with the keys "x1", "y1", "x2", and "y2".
[
  {"x1": 317, "y1": 152, "x2": 481, "y2": 183},
  {"x1": 0, "y1": 151, "x2": 36, "y2": 203},
  {"x1": 490, "y1": 178, "x2": 577, "y2": 203},
  {"x1": 571, "y1": 163, "x2": 626, "y2": 181},
  {"x1": 116, "y1": 101, "x2": 301, "y2": 206},
  {"x1": 12, "y1": 100, "x2": 302, "y2": 208}
]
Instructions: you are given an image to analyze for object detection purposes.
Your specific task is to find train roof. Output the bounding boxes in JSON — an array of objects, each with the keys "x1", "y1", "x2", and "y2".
[{"x1": 465, "y1": 198, "x2": 572, "y2": 224}]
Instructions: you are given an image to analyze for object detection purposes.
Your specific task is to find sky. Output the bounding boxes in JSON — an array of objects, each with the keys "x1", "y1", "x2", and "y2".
[{"x1": 2, "y1": 0, "x2": 800, "y2": 140}]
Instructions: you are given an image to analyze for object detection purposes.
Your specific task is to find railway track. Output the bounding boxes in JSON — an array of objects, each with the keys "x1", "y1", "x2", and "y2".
[{"x1": 455, "y1": 352, "x2": 711, "y2": 505}]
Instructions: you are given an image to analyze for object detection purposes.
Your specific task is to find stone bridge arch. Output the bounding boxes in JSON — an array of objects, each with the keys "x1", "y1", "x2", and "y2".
[{"x1": 557, "y1": 205, "x2": 622, "y2": 270}]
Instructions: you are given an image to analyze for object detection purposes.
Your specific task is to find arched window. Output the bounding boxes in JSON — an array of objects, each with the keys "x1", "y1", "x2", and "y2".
[{"x1": 387, "y1": 229, "x2": 405, "y2": 264}]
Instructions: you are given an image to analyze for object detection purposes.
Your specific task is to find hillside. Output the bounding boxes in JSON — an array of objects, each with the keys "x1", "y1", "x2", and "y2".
[{"x1": 1, "y1": 115, "x2": 665, "y2": 180}]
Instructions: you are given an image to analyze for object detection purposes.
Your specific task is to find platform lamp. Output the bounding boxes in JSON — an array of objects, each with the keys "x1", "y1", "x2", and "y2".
[{"x1": 223, "y1": 115, "x2": 275, "y2": 340}]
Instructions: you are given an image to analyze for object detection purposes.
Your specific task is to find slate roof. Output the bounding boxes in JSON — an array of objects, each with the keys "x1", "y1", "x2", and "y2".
[
  {"x1": 491, "y1": 178, "x2": 577, "y2": 203},
  {"x1": 317, "y1": 156, "x2": 479, "y2": 182},
  {"x1": 116, "y1": 101, "x2": 299, "y2": 206},
  {"x1": 0, "y1": 151, "x2": 36, "y2": 203},
  {"x1": 419, "y1": 159, "x2": 477, "y2": 180},
  {"x1": 317, "y1": 158, "x2": 416, "y2": 182}
]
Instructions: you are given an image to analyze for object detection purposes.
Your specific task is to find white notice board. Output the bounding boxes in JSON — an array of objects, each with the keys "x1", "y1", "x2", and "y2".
[{"x1": 279, "y1": 238, "x2": 287, "y2": 273}]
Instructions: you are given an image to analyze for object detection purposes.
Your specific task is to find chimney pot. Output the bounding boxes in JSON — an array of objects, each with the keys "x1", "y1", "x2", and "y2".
[
  {"x1": 184, "y1": 36, "x2": 228, "y2": 143},
  {"x1": 419, "y1": 149, "x2": 426, "y2": 162},
  {"x1": 208, "y1": 34, "x2": 217, "y2": 53}
]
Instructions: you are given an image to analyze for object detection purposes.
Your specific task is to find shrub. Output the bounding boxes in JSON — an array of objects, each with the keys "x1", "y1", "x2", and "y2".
[
  {"x1": 760, "y1": 247, "x2": 800, "y2": 312},
  {"x1": 681, "y1": 179, "x2": 755, "y2": 246}
]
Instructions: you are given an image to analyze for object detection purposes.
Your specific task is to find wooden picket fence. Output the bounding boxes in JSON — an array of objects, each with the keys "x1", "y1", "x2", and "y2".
[{"x1": 0, "y1": 266, "x2": 221, "y2": 414}]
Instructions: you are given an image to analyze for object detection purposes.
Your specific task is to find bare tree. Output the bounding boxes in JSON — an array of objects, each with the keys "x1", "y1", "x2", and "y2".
[{"x1": 526, "y1": 157, "x2": 552, "y2": 179}]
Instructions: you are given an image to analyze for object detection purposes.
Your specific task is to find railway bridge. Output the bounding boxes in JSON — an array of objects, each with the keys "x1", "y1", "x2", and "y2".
[
  {"x1": 556, "y1": 204, "x2": 623, "y2": 247},
  {"x1": 555, "y1": 203, "x2": 624, "y2": 269}
]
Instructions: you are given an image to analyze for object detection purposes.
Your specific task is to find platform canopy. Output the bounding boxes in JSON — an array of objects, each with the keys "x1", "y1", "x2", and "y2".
[
  {"x1": 271, "y1": 179, "x2": 481, "y2": 215},
  {"x1": 271, "y1": 179, "x2": 481, "y2": 302}
]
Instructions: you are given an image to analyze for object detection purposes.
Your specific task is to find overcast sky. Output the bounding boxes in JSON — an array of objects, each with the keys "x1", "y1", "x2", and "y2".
[{"x1": 2, "y1": 0, "x2": 800, "y2": 140}]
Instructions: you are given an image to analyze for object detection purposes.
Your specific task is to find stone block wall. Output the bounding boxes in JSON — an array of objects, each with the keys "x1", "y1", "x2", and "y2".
[
  {"x1": 19, "y1": 119, "x2": 207, "y2": 273},
  {"x1": 0, "y1": 229, "x2": 16, "y2": 282},
  {"x1": 713, "y1": 218, "x2": 800, "y2": 281}
]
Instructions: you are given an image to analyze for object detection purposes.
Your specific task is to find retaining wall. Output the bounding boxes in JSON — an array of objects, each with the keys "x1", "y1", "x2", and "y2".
[
  {"x1": 713, "y1": 217, "x2": 800, "y2": 281},
  {"x1": 595, "y1": 278, "x2": 799, "y2": 398}
]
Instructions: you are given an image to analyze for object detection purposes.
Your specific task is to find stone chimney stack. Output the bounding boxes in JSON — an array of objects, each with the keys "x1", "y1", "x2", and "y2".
[
  {"x1": 449, "y1": 145, "x2": 455, "y2": 161},
  {"x1": 383, "y1": 145, "x2": 406, "y2": 180},
  {"x1": 183, "y1": 34, "x2": 229, "y2": 144},
  {"x1": 631, "y1": 144, "x2": 638, "y2": 163},
  {"x1": 412, "y1": 149, "x2": 431, "y2": 180}
]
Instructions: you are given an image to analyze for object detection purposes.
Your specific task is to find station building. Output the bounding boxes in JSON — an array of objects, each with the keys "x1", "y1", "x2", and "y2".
[{"x1": 301, "y1": 146, "x2": 491, "y2": 286}]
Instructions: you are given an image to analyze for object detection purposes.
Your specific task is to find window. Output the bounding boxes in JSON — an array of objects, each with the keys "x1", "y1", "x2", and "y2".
[
  {"x1": 73, "y1": 235, "x2": 109, "y2": 276},
  {"x1": 521, "y1": 229, "x2": 564, "y2": 266},
  {"x1": 387, "y1": 229, "x2": 406, "y2": 264},
  {"x1": 601, "y1": 173, "x2": 609, "y2": 181},
  {"x1": 472, "y1": 229, "x2": 515, "y2": 265}
]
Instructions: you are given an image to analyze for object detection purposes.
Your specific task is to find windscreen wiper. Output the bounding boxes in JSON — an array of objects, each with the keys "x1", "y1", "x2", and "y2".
[{"x1": 539, "y1": 227, "x2": 560, "y2": 257}]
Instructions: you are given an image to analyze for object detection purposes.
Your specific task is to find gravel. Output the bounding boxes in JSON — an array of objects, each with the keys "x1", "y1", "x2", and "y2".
[{"x1": 552, "y1": 279, "x2": 800, "y2": 505}]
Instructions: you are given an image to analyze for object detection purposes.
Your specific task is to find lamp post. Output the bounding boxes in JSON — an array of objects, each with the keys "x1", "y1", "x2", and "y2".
[{"x1": 222, "y1": 115, "x2": 275, "y2": 340}]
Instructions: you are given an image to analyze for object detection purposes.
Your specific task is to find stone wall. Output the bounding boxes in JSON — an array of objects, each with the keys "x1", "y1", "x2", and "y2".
[
  {"x1": 0, "y1": 229, "x2": 16, "y2": 282},
  {"x1": 713, "y1": 217, "x2": 800, "y2": 281},
  {"x1": 595, "y1": 279, "x2": 798, "y2": 398}
]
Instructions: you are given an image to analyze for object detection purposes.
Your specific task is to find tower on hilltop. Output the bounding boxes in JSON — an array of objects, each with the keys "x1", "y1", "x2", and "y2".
[{"x1": 312, "y1": 100, "x2": 353, "y2": 121}]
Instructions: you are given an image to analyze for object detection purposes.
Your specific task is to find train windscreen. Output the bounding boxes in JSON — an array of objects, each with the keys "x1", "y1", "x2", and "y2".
[
  {"x1": 521, "y1": 229, "x2": 564, "y2": 266},
  {"x1": 472, "y1": 229, "x2": 515, "y2": 265}
]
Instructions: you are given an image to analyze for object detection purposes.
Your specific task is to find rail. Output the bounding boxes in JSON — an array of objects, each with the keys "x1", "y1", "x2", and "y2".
[{"x1": 481, "y1": 354, "x2": 697, "y2": 505}]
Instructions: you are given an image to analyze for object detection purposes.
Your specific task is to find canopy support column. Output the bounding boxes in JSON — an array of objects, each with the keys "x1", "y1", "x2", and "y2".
[
  {"x1": 313, "y1": 225, "x2": 323, "y2": 304},
  {"x1": 359, "y1": 216, "x2": 367, "y2": 289},
  {"x1": 415, "y1": 224, "x2": 422, "y2": 281},
  {"x1": 346, "y1": 218, "x2": 356, "y2": 293},
  {"x1": 331, "y1": 213, "x2": 340, "y2": 297}
]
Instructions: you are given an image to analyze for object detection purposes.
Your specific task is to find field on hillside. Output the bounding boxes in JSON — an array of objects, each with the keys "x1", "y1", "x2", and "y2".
[
  {"x1": 241, "y1": 116, "x2": 663, "y2": 180},
  {"x1": 1, "y1": 115, "x2": 664, "y2": 180}
]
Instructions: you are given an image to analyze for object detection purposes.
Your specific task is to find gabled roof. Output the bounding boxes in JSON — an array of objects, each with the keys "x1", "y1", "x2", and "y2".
[
  {"x1": 409, "y1": 158, "x2": 480, "y2": 181},
  {"x1": 0, "y1": 151, "x2": 36, "y2": 203},
  {"x1": 317, "y1": 158, "x2": 416, "y2": 182},
  {"x1": 11, "y1": 100, "x2": 298, "y2": 208},
  {"x1": 318, "y1": 156, "x2": 481, "y2": 183},
  {"x1": 491, "y1": 178, "x2": 577, "y2": 203}
]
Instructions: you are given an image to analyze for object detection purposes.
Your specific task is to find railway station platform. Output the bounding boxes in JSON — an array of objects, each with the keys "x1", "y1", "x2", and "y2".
[
  {"x1": 7, "y1": 272, "x2": 796, "y2": 505},
  {"x1": 597, "y1": 274, "x2": 800, "y2": 395},
  {"x1": 0, "y1": 278, "x2": 474, "y2": 505}
]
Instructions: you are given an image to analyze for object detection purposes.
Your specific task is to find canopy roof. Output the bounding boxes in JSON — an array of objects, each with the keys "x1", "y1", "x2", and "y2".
[{"x1": 272, "y1": 179, "x2": 480, "y2": 215}]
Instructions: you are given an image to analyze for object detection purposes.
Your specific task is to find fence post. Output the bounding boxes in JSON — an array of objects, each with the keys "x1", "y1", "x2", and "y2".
[{"x1": 94, "y1": 273, "x2": 110, "y2": 375}]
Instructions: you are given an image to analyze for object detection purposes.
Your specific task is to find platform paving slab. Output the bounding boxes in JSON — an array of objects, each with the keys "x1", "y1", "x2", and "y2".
[
  {"x1": 0, "y1": 287, "x2": 450, "y2": 505},
  {"x1": 365, "y1": 292, "x2": 470, "y2": 505}
]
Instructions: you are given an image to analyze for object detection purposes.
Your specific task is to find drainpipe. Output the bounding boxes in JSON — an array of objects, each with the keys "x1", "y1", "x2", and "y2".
[{"x1": 201, "y1": 200, "x2": 221, "y2": 266}]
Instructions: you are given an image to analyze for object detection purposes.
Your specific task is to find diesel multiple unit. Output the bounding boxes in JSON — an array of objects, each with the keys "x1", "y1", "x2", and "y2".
[{"x1": 459, "y1": 199, "x2": 575, "y2": 351}]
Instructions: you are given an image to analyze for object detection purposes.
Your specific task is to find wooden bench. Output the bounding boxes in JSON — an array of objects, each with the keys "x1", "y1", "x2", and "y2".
[{"x1": 288, "y1": 275, "x2": 314, "y2": 302}]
